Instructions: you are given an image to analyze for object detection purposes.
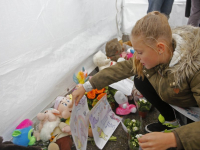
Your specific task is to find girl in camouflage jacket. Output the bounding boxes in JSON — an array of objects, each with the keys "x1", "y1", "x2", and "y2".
[{"x1": 72, "y1": 11, "x2": 200, "y2": 150}]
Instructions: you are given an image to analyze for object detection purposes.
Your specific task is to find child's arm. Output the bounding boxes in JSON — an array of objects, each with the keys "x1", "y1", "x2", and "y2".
[
  {"x1": 90, "y1": 57, "x2": 134, "y2": 90},
  {"x1": 72, "y1": 57, "x2": 134, "y2": 106}
]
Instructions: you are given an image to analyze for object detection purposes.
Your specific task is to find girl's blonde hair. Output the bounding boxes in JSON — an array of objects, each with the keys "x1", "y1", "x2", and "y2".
[{"x1": 131, "y1": 11, "x2": 172, "y2": 79}]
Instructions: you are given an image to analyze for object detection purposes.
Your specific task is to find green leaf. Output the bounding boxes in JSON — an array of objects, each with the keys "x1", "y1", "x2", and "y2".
[{"x1": 109, "y1": 136, "x2": 117, "y2": 141}]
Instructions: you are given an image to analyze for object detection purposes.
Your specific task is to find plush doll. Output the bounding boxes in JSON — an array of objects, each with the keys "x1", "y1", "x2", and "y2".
[
  {"x1": 73, "y1": 67, "x2": 89, "y2": 84},
  {"x1": 93, "y1": 51, "x2": 116, "y2": 71},
  {"x1": 0, "y1": 136, "x2": 41, "y2": 150},
  {"x1": 105, "y1": 38, "x2": 123, "y2": 62},
  {"x1": 117, "y1": 39, "x2": 135, "y2": 60},
  {"x1": 126, "y1": 48, "x2": 135, "y2": 60},
  {"x1": 36, "y1": 108, "x2": 72, "y2": 150},
  {"x1": 12, "y1": 119, "x2": 36, "y2": 147},
  {"x1": 119, "y1": 39, "x2": 132, "y2": 49},
  {"x1": 93, "y1": 51, "x2": 136, "y2": 115},
  {"x1": 53, "y1": 96, "x2": 72, "y2": 134}
]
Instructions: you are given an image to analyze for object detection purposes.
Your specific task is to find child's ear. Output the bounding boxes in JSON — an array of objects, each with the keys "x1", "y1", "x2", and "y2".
[{"x1": 157, "y1": 42, "x2": 165, "y2": 54}]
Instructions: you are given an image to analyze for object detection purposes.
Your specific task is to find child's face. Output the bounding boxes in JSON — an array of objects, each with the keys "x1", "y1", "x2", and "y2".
[{"x1": 131, "y1": 36, "x2": 159, "y2": 69}]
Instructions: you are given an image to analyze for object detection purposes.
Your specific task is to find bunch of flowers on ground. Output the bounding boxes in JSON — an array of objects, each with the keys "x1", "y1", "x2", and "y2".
[
  {"x1": 123, "y1": 118, "x2": 142, "y2": 150},
  {"x1": 86, "y1": 86, "x2": 115, "y2": 110},
  {"x1": 129, "y1": 134, "x2": 143, "y2": 150}
]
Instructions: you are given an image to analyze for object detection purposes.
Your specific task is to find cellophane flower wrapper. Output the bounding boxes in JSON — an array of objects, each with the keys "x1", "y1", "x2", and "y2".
[
  {"x1": 122, "y1": 118, "x2": 143, "y2": 150},
  {"x1": 86, "y1": 86, "x2": 115, "y2": 110},
  {"x1": 134, "y1": 97, "x2": 152, "y2": 112}
]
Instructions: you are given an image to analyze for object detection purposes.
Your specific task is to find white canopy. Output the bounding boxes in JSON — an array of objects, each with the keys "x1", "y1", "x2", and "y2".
[
  {"x1": 0, "y1": 0, "x2": 187, "y2": 141},
  {"x1": 122, "y1": 0, "x2": 188, "y2": 34}
]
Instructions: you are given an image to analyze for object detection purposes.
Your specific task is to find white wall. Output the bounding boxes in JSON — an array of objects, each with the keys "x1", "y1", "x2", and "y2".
[
  {"x1": 0, "y1": 0, "x2": 121, "y2": 140},
  {"x1": 122, "y1": 0, "x2": 188, "y2": 34}
]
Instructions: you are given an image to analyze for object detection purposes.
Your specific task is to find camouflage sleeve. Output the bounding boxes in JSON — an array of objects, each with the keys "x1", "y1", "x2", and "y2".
[
  {"x1": 173, "y1": 70, "x2": 200, "y2": 149},
  {"x1": 89, "y1": 57, "x2": 135, "y2": 89},
  {"x1": 173, "y1": 121, "x2": 200, "y2": 149},
  {"x1": 190, "y1": 70, "x2": 200, "y2": 107},
  {"x1": 172, "y1": 130, "x2": 183, "y2": 150}
]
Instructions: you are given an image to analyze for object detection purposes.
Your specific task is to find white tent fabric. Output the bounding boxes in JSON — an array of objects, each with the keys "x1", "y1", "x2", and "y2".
[
  {"x1": 0, "y1": 0, "x2": 122, "y2": 141},
  {"x1": 122, "y1": 0, "x2": 188, "y2": 34},
  {"x1": 0, "y1": 0, "x2": 188, "y2": 142}
]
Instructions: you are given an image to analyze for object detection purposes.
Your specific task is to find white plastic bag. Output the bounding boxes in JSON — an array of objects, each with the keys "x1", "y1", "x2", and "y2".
[{"x1": 109, "y1": 78, "x2": 133, "y2": 96}]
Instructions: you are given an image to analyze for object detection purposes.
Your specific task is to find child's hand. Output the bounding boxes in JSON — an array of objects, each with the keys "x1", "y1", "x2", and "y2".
[
  {"x1": 71, "y1": 85, "x2": 86, "y2": 106},
  {"x1": 138, "y1": 132, "x2": 177, "y2": 150}
]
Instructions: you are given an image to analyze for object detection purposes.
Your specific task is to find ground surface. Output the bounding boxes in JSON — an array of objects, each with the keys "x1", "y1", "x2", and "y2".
[{"x1": 71, "y1": 104, "x2": 159, "y2": 150}]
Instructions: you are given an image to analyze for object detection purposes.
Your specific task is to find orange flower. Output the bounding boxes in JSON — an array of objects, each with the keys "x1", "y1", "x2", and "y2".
[
  {"x1": 87, "y1": 89, "x2": 96, "y2": 99},
  {"x1": 97, "y1": 93, "x2": 107, "y2": 101},
  {"x1": 95, "y1": 88, "x2": 105, "y2": 94}
]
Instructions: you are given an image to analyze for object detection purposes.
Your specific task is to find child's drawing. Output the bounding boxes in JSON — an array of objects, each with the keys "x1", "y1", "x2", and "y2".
[
  {"x1": 89, "y1": 114, "x2": 99, "y2": 129},
  {"x1": 97, "y1": 126, "x2": 108, "y2": 141}
]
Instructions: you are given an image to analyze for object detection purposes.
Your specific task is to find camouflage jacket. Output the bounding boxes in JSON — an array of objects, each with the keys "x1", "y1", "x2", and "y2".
[{"x1": 89, "y1": 25, "x2": 200, "y2": 150}]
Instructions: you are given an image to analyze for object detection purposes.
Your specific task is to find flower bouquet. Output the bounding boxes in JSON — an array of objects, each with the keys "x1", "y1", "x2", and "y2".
[
  {"x1": 123, "y1": 118, "x2": 141, "y2": 135},
  {"x1": 86, "y1": 86, "x2": 116, "y2": 110},
  {"x1": 135, "y1": 97, "x2": 151, "y2": 118},
  {"x1": 123, "y1": 118, "x2": 142, "y2": 150},
  {"x1": 129, "y1": 134, "x2": 143, "y2": 150}
]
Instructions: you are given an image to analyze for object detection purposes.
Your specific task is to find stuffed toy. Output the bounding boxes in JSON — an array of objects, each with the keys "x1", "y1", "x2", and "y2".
[
  {"x1": 53, "y1": 96, "x2": 72, "y2": 134},
  {"x1": 126, "y1": 48, "x2": 135, "y2": 60},
  {"x1": 93, "y1": 51, "x2": 116, "y2": 71},
  {"x1": 105, "y1": 38, "x2": 123, "y2": 62},
  {"x1": 73, "y1": 67, "x2": 89, "y2": 84},
  {"x1": 118, "y1": 39, "x2": 132, "y2": 48},
  {"x1": 12, "y1": 119, "x2": 36, "y2": 147},
  {"x1": 118, "y1": 39, "x2": 135, "y2": 60},
  {"x1": 0, "y1": 136, "x2": 41, "y2": 150},
  {"x1": 93, "y1": 51, "x2": 136, "y2": 115},
  {"x1": 36, "y1": 108, "x2": 72, "y2": 150}
]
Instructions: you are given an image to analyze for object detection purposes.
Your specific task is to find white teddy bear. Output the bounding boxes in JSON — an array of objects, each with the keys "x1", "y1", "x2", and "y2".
[{"x1": 93, "y1": 51, "x2": 116, "y2": 71}]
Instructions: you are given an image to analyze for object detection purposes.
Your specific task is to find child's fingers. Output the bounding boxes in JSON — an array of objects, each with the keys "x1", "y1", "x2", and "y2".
[
  {"x1": 138, "y1": 137, "x2": 148, "y2": 143},
  {"x1": 71, "y1": 92, "x2": 77, "y2": 107},
  {"x1": 75, "y1": 95, "x2": 83, "y2": 106},
  {"x1": 72, "y1": 85, "x2": 86, "y2": 106}
]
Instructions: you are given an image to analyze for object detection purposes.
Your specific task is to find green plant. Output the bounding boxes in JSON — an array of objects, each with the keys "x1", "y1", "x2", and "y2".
[
  {"x1": 137, "y1": 98, "x2": 151, "y2": 112},
  {"x1": 124, "y1": 119, "x2": 141, "y2": 135}
]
